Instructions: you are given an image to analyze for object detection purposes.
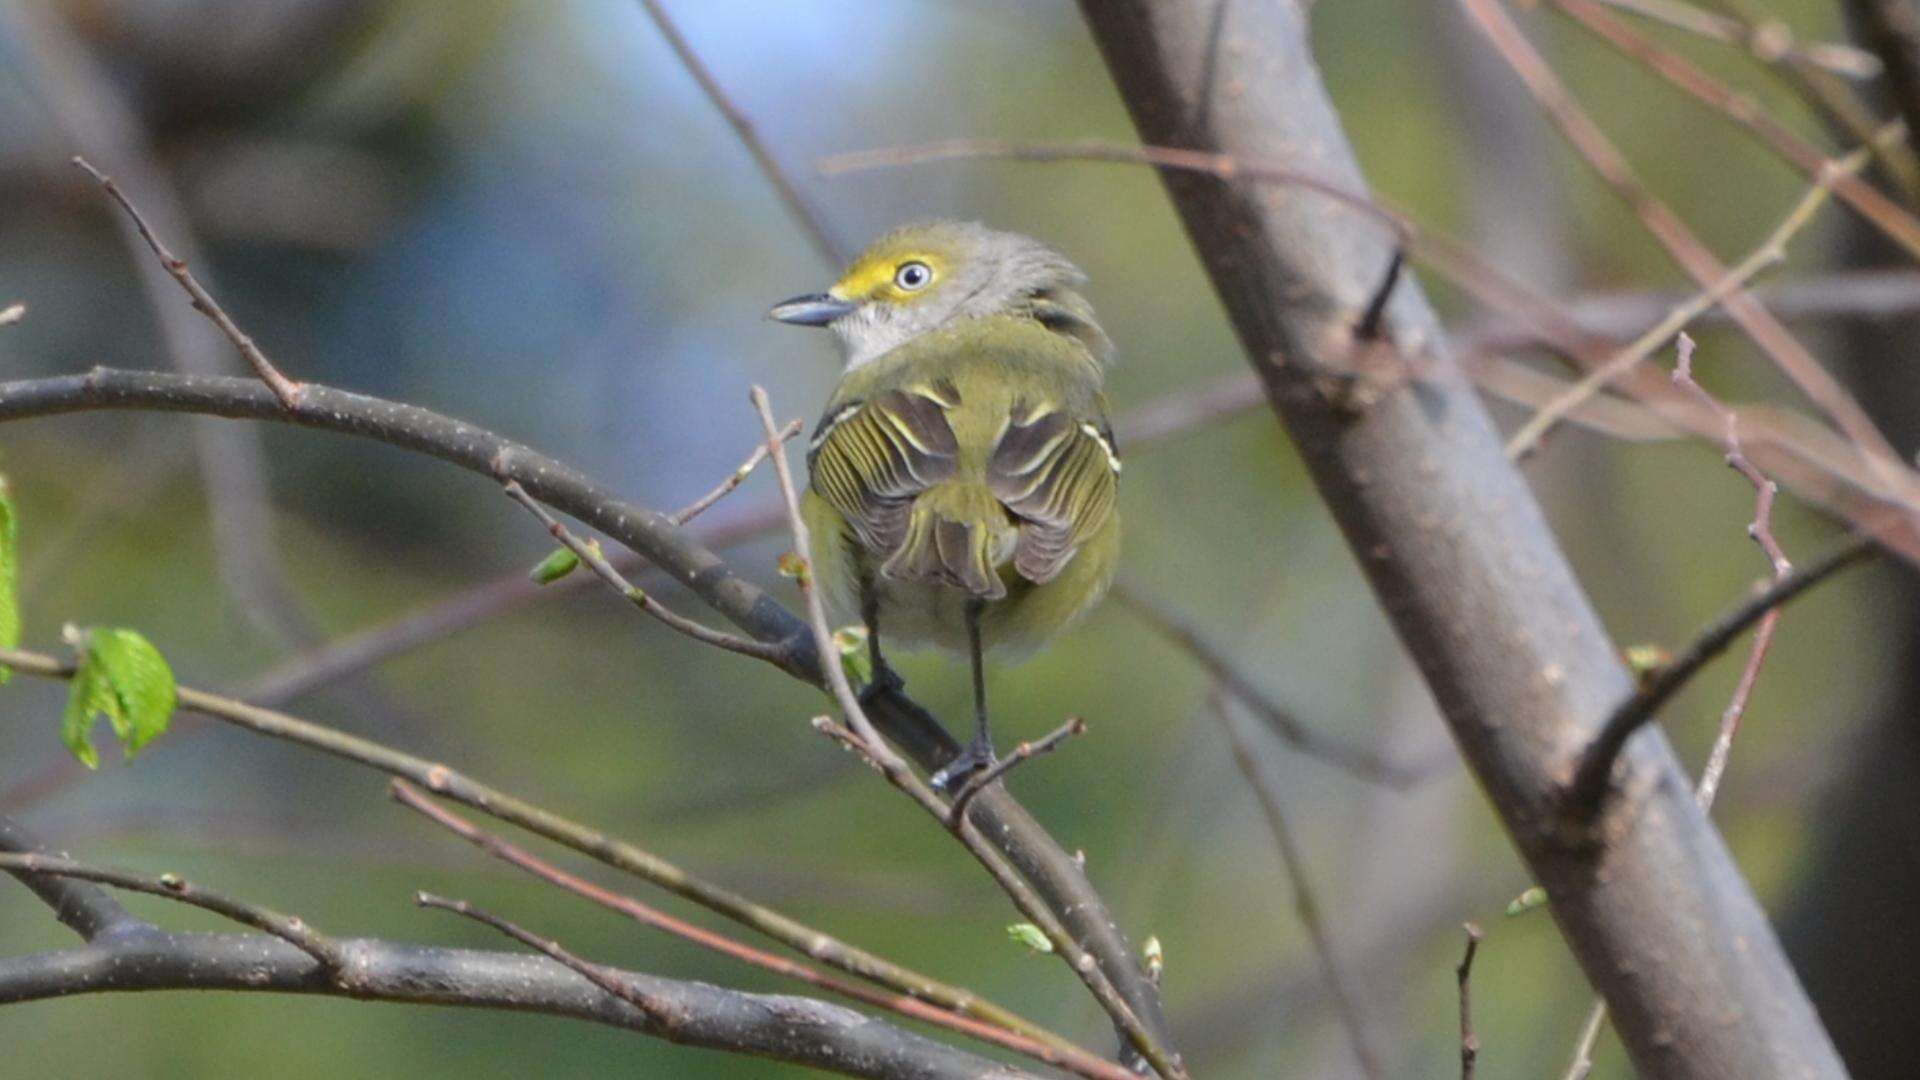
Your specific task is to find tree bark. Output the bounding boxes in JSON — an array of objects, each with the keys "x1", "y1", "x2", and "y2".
[{"x1": 1074, "y1": 3, "x2": 1845, "y2": 1076}]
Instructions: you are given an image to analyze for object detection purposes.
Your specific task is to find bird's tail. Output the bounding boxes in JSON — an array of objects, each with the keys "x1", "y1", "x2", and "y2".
[{"x1": 881, "y1": 484, "x2": 1013, "y2": 600}]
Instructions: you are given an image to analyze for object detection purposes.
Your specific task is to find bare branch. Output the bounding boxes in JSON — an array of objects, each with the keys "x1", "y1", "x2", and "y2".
[
  {"x1": 1206, "y1": 693, "x2": 1379, "y2": 1079},
  {"x1": 0, "y1": 367, "x2": 1176, "y2": 1076},
  {"x1": 0, "y1": 815, "x2": 140, "y2": 940},
  {"x1": 0, "y1": 926, "x2": 1026, "y2": 1079},
  {"x1": 633, "y1": 0, "x2": 846, "y2": 266},
  {"x1": 71, "y1": 157, "x2": 302, "y2": 408},
  {"x1": 0, "y1": 852, "x2": 344, "y2": 970},
  {"x1": 947, "y1": 717, "x2": 1088, "y2": 827},
  {"x1": 1505, "y1": 144, "x2": 1868, "y2": 458},
  {"x1": 1568, "y1": 533, "x2": 1878, "y2": 812},
  {"x1": 670, "y1": 418, "x2": 799, "y2": 526},
  {"x1": 0, "y1": 641, "x2": 1076, "y2": 1049},
  {"x1": 1591, "y1": 0, "x2": 1882, "y2": 79},
  {"x1": 394, "y1": 784, "x2": 1132, "y2": 1080},
  {"x1": 1456, "y1": 0, "x2": 1915, "y2": 495},
  {"x1": 500, "y1": 479, "x2": 799, "y2": 673},
  {"x1": 1551, "y1": 0, "x2": 1920, "y2": 255},
  {"x1": 1109, "y1": 580, "x2": 1449, "y2": 787},
  {"x1": 1456, "y1": 923, "x2": 1484, "y2": 1080},
  {"x1": 1076, "y1": 2, "x2": 1845, "y2": 1073}
]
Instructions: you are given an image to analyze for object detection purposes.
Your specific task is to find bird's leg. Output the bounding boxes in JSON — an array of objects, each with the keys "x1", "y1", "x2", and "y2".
[
  {"x1": 857, "y1": 581, "x2": 905, "y2": 709},
  {"x1": 931, "y1": 599, "x2": 996, "y2": 791}
]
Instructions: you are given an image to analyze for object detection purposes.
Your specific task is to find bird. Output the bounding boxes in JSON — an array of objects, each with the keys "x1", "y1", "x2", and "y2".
[{"x1": 768, "y1": 221, "x2": 1120, "y2": 788}]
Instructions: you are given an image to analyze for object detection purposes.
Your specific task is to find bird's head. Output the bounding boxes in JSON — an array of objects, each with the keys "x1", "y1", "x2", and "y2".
[{"x1": 768, "y1": 221, "x2": 1110, "y2": 369}]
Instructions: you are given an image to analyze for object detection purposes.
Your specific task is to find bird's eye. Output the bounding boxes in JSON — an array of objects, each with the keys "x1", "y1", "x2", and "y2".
[{"x1": 894, "y1": 261, "x2": 933, "y2": 291}]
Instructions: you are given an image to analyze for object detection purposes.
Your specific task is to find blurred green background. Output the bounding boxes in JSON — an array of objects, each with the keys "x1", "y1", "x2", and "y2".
[{"x1": 0, "y1": 1, "x2": 1911, "y2": 1077}]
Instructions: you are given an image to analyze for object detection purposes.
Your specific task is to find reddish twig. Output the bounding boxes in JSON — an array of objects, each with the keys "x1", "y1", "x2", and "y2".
[
  {"x1": 1670, "y1": 333, "x2": 1793, "y2": 806},
  {"x1": 1505, "y1": 144, "x2": 1869, "y2": 458},
  {"x1": 1457, "y1": 923, "x2": 1485, "y2": 1080},
  {"x1": 1560, "y1": 333, "x2": 1805, "y2": 1068},
  {"x1": 70, "y1": 156, "x2": 304, "y2": 410},
  {"x1": 393, "y1": 783, "x2": 1132, "y2": 1080},
  {"x1": 1454, "y1": 0, "x2": 1914, "y2": 493},
  {"x1": 415, "y1": 892, "x2": 679, "y2": 1022},
  {"x1": 1552, "y1": 0, "x2": 1920, "y2": 256}
]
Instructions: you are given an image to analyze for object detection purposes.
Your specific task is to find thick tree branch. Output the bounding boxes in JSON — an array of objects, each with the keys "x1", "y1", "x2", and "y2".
[
  {"x1": 1074, "y1": 2, "x2": 1846, "y2": 1075},
  {"x1": 0, "y1": 930, "x2": 1030, "y2": 1079},
  {"x1": 0, "y1": 816, "x2": 140, "y2": 941}
]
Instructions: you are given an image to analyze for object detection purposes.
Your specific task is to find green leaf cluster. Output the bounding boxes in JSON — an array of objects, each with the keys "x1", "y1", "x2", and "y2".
[{"x1": 60, "y1": 626, "x2": 178, "y2": 769}]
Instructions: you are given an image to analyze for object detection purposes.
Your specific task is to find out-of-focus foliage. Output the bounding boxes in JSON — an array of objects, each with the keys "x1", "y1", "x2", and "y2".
[{"x1": 0, "y1": 1, "x2": 1895, "y2": 1077}]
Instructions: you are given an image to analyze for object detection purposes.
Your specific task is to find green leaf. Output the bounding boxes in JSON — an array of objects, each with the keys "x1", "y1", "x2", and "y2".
[
  {"x1": 1506, "y1": 885, "x2": 1548, "y2": 918},
  {"x1": 60, "y1": 665, "x2": 112, "y2": 769},
  {"x1": 58, "y1": 627, "x2": 178, "y2": 767},
  {"x1": 528, "y1": 546, "x2": 580, "y2": 585},
  {"x1": 832, "y1": 625, "x2": 872, "y2": 687},
  {"x1": 1006, "y1": 923, "x2": 1053, "y2": 954},
  {"x1": 0, "y1": 474, "x2": 18, "y2": 684}
]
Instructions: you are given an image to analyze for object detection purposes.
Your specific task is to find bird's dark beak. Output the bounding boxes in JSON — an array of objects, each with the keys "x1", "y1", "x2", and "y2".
[{"x1": 768, "y1": 293, "x2": 856, "y2": 327}]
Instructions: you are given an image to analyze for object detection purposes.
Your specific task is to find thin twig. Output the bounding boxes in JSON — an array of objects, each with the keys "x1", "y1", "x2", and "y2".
[
  {"x1": 1671, "y1": 334, "x2": 1792, "y2": 806},
  {"x1": 947, "y1": 717, "x2": 1088, "y2": 827},
  {"x1": 1566, "y1": 533, "x2": 1877, "y2": 813},
  {"x1": 500, "y1": 479, "x2": 799, "y2": 673},
  {"x1": 1505, "y1": 143, "x2": 1870, "y2": 458},
  {"x1": 671, "y1": 418, "x2": 800, "y2": 526},
  {"x1": 415, "y1": 892, "x2": 677, "y2": 1020},
  {"x1": 1206, "y1": 692, "x2": 1379, "y2": 1080},
  {"x1": 1589, "y1": 0, "x2": 1882, "y2": 79},
  {"x1": 1553, "y1": 0, "x2": 1920, "y2": 241},
  {"x1": 0, "y1": 852, "x2": 344, "y2": 971},
  {"x1": 633, "y1": 0, "x2": 846, "y2": 266},
  {"x1": 1109, "y1": 580, "x2": 1448, "y2": 787},
  {"x1": 1456, "y1": 0, "x2": 1915, "y2": 493},
  {"x1": 0, "y1": 644, "x2": 1072, "y2": 1051},
  {"x1": 1561, "y1": 333, "x2": 1799, "y2": 1063},
  {"x1": 393, "y1": 783, "x2": 1133, "y2": 1080},
  {"x1": 818, "y1": 135, "x2": 1920, "y2": 526},
  {"x1": 70, "y1": 156, "x2": 303, "y2": 409},
  {"x1": 1563, "y1": 998, "x2": 1611, "y2": 1080},
  {"x1": 1457, "y1": 922, "x2": 1484, "y2": 1080},
  {"x1": 749, "y1": 387, "x2": 900, "y2": 763}
]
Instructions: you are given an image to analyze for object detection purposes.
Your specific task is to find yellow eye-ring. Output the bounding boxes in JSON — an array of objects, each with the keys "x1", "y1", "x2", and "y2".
[{"x1": 894, "y1": 261, "x2": 933, "y2": 291}]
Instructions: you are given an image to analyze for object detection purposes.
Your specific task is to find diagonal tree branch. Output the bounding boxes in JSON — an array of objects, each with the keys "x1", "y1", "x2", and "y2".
[
  {"x1": 1073, "y1": 2, "x2": 1846, "y2": 1075},
  {"x1": 0, "y1": 365, "x2": 1183, "y2": 1075}
]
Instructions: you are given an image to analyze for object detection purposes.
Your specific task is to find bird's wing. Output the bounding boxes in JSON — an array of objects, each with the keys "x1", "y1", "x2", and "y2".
[
  {"x1": 806, "y1": 384, "x2": 961, "y2": 556},
  {"x1": 987, "y1": 399, "x2": 1120, "y2": 585}
]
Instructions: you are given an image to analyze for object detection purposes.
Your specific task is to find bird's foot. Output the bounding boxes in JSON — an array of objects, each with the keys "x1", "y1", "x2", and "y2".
[{"x1": 930, "y1": 735, "x2": 997, "y2": 793}]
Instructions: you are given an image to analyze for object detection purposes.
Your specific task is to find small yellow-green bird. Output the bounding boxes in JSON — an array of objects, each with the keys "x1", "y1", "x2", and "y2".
[{"x1": 769, "y1": 221, "x2": 1120, "y2": 787}]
